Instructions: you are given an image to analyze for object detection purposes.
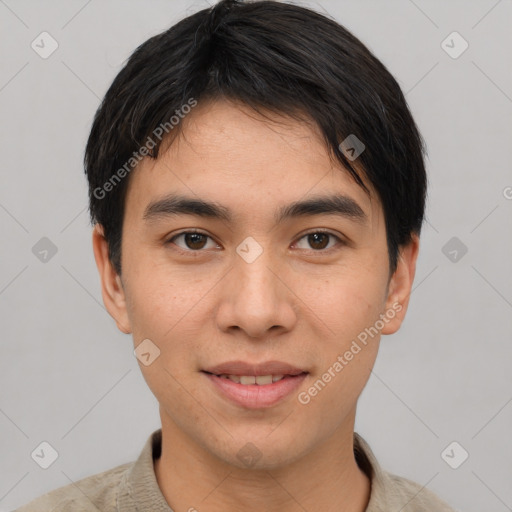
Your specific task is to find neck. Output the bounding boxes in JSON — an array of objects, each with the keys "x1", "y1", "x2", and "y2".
[{"x1": 154, "y1": 413, "x2": 370, "y2": 512}]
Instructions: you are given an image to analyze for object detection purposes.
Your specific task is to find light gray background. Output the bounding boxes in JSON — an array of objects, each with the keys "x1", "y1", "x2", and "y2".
[{"x1": 1, "y1": 0, "x2": 511, "y2": 510}]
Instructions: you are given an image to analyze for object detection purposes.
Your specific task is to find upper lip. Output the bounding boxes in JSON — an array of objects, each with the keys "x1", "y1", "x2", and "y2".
[{"x1": 203, "y1": 360, "x2": 308, "y2": 376}]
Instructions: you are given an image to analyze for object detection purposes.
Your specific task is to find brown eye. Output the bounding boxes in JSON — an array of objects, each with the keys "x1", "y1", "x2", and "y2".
[
  {"x1": 184, "y1": 233, "x2": 207, "y2": 249},
  {"x1": 307, "y1": 233, "x2": 329, "y2": 250},
  {"x1": 169, "y1": 232, "x2": 218, "y2": 251},
  {"x1": 294, "y1": 231, "x2": 341, "y2": 251}
]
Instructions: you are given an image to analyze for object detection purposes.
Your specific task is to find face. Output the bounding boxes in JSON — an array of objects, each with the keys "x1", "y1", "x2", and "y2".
[{"x1": 93, "y1": 99, "x2": 418, "y2": 470}]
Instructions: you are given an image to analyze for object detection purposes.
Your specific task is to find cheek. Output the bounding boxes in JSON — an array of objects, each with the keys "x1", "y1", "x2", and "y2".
[
  {"x1": 126, "y1": 285, "x2": 172, "y2": 340},
  {"x1": 296, "y1": 321, "x2": 380, "y2": 430},
  {"x1": 290, "y1": 263, "x2": 385, "y2": 407},
  {"x1": 292, "y1": 264, "x2": 387, "y2": 343},
  {"x1": 126, "y1": 268, "x2": 217, "y2": 385},
  {"x1": 125, "y1": 266, "x2": 200, "y2": 340}
]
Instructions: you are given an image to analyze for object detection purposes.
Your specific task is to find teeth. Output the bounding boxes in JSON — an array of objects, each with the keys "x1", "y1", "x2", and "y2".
[
  {"x1": 219, "y1": 374, "x2": 286, "y2": 385},
  {"x1": 255, "y1": 375, "x2": 273, "y2": 385}
]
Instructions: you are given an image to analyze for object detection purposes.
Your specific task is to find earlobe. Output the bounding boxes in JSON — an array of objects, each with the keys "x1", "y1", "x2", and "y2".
[
  {"x1": 92, "y1": 225, "x2": 132, "y2": 334},
  {"x1": 381, "y1": 234, "x2": 420, "y2": 336}
]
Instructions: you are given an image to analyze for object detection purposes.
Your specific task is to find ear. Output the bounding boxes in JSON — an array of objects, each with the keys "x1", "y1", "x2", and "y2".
[
  {"x1": 381, "y1": 233, "x2": 420, "y2": 335},
  {"x1": 92, "y1": 225, "x2": 132, "y2": 334}
]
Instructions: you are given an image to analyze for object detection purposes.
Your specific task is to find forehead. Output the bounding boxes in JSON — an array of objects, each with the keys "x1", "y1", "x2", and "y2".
[{"x1": 124, "y1": 99, "x2": 382, "y2": 229}]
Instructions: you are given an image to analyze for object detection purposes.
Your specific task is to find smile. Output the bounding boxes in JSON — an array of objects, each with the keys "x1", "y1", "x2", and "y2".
[{"x1": 202, "y1": 371, "x2": 308, "y2": 409}]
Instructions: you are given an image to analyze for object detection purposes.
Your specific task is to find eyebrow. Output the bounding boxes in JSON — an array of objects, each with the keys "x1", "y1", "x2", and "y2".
[{"x1": 143, "y1": 193, "x2": 368, "y2": 226}]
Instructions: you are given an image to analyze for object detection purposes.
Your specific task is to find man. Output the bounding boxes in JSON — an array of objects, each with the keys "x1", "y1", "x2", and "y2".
[{"x1": 17, "y1": 0, "x2": 457, "y2": 510}]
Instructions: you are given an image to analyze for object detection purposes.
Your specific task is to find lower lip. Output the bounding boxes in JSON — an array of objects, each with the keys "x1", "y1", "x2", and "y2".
[{"x1": 203, "y1": 372, "x2": 308, "y2": 409}]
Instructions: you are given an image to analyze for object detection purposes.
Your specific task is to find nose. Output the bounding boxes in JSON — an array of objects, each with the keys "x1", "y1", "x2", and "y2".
[{"x1": 215, "y1": 246, "x2": 298, "y2": 340}]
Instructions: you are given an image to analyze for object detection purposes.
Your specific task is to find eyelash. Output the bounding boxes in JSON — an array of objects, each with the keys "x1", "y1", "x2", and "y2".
[{"x1": 165, "y1": 229, "x2": 345, "y2": 255}]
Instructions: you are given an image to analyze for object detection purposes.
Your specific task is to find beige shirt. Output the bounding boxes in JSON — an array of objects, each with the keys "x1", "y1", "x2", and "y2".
[{"x1": 16, "y1": 429, "x2": 456, "y2": 511}]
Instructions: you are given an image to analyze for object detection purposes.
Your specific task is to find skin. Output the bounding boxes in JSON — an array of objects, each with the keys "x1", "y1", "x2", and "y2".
[{"x1": 93, "y1": 99, "x2": 419, "y2": 512}]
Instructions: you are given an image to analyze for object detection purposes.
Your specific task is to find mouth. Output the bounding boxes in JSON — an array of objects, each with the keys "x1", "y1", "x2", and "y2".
[
  {"x1": 202, "y1": 373, "x2": 301, "y2": 385},
  {"x1": 202, "y1": 360, "x2": 308, "y2": 378},
  {"x1": 201, "y1": 361, "x2": 309, "y2": 408}
]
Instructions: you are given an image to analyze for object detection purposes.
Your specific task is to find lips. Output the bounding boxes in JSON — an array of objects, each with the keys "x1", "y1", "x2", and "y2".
[
  {"x1": 202, "y1": 360, "x2": 308, "y2": 377},
  {"x1": 215, "y1": 374, "x2": 286, "y2": 385},
  {"x1": 203, "y1": 372, "x2": 308, "y2": 409},
  {"x1": 201, "y1": 360, "x2": 309, "y2": 408}
]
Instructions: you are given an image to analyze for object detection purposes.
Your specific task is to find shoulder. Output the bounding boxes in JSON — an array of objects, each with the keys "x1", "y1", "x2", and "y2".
[
  {"x1": 14, "y1": 461, "x2": 133, "y2": 512},
  {"x1": 383, "y1": 471, "x2": 458, "y2": 511},
  {"x1": 353, "y1": 432, "x2": 457, "y2": 511}
]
